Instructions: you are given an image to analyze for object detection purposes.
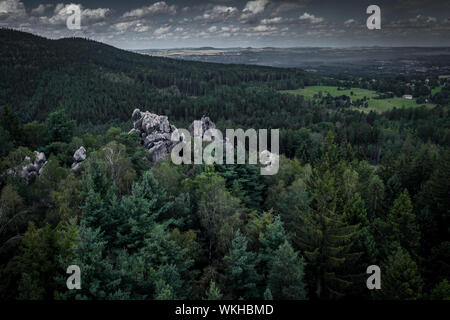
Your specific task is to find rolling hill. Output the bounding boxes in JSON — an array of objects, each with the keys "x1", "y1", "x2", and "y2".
[{"x1": 0, "y1": 29, "x2": 310, "y2": 127}]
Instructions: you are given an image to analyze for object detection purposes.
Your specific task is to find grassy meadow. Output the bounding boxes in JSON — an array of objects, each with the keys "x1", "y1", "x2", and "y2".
[{"x1": 281, "y1": 86, "x2": 435, "y2": 113}]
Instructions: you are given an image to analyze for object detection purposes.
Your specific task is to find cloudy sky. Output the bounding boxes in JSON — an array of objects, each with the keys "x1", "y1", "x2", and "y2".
[{"x1": 1, "y1": 0, "x2": 449, "y2": 49}]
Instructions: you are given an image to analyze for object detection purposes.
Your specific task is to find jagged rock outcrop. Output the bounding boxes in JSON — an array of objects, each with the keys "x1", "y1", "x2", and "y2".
[
  {"x1": 130, "y1": 109, "x2": 218, "y2": 164},
  {"x1": 71, "y1": 146, "x2": 86, "y2": 172},
  {"x1": 130, "y1": 108, "x2": 181, "y2": 163},
  {"x1": 17, "y1": 151, "x2": 47, "y2": 184},
  {"x1": 188, "y1": 115, "x2": 216, "y2": 138}
]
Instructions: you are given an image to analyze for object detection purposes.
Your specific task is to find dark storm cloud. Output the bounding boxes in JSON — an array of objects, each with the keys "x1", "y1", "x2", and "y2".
[{"x1": 0, "y1": 0, "x2": 448, "y2": 48}]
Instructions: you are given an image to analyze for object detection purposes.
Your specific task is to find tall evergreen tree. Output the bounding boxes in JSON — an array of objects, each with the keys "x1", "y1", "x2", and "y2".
[
  {"x1": 379, "y1": 246, "x2": 423, "y2": 300},
  {"x1": 387, "y1": 189, "x2": 420, "y2": 255},
  {"x1": 267, "y1": 241, "x2": 307, "y2": 300},
  {"x1": 295, "y1": 132, "x2": 359, "y2": 299},
  {"x1": 223, "y1": 230, "x2": 260, "y2": 299},
  {"x1": 342, "y1": 193, "x2": 377, "y2": 297},
  {"x1": 205, "y1": 281, "x2": 223, "y2": 300}
]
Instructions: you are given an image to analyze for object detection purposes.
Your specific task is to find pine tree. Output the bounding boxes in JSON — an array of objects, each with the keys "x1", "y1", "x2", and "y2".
[
  {"x1": 263, "y1": 287, "x2": 273, "y2": 300},
  {"x1": 342, "y1": 193, "x2": 377, "y2": 297},
  {"x1": 416, "y1": 150, "x2": 450, "y2": 285},
  {"x1": 259, "y1": 215, "x2": 288, "y2": 254},
  {"x1": 258, "y1": 215, "x2": 288, "y2": 280},
  {"x1": 12, "y1": 221, "x2": 77, "y2": 300},
  {"x1": 417, "y1": 149, "x2": 449, "y2": 247},
  {"x1": 108, "y1": 171, "x2": 172, "y2": 251},
  {"x1": 295, "y1": 131, "x2": 359, "y2": 299},
  {"x1": 379, "y1": 246, "x2": 423, "y2": 300},
  {"x1": 154, "y1": 279, "x2": 175, "y2": 300},
  {"x1": 153, "y1": 264, "x2": 184, "y2": 299},
  {"x1": 60, "y1": 224, "x2": 124, "y2": 300},
  {"x1": 366, "y1": 174, "x2": 385, "y2": 219},
  {"x1": 223, "y1": 230, "x2": 260, "y2": 299},
  {"x1": 205, "y1": 281, "x2": 223, "y2": 300},
  {"x1": 429, "y1": 279, "x2": 450, "y2": 300},
  {"x1": 138, "y1": 225, "x2": 193, "y2": 299},
  {"x1": 387, "y1": 189, "x2": 420, "y2": 255},
  {"x1": 267, "y1": 241, "x2": 307, "y2": 300}
]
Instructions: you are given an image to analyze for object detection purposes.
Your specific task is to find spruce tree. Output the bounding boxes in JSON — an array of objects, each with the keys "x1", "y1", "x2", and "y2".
[
  {"x1": 223, "y1": 230, "x2": 260, "y2": 299},
  {"x1": 342, "y1": 193, "x2": 377, "y2": 297},
  {"x1": 295, "y1": 131, "x2": 359, "y2": 299},
  {"x1": 267, "y1": 241, "x2": 307, "y2": 300},
  {"x1": 205, "y1": 281, "x2": 223, "y2": 300},
  {"x1": 379, "y1": 246, "x2": 423, "y2": 300},
  {"x1": 263, "y1": 287, "x2": 273, "y2": 300},
  {"x1": 387, "y1": 189, "x2": 420, "y2": 255},
  {"x1": 258, "y1": 215, "x2": 288, "y2": 282}
]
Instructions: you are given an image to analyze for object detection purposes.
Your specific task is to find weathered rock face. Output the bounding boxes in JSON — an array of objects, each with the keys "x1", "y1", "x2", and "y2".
[
  {"x1": 19, "y1": 151, "x2": 47, "y2": 184},
  {"x1": 71, "y1": 146, "x2": 86, "y2": 172},
  {"x1": 74, "y1": 146, "x2": 86, "y2": 162},
  {"x1": 130, "y1": 109, "x2": 218, "y2": 164},
  {"x1": 188, "y1": 115, "x2": 216, "y2": 138},
  {"x1": 130, "y1": 108, "x2": 181, "y2": 163}
]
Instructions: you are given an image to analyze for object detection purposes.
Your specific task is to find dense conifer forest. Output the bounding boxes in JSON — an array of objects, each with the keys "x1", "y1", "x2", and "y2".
[{"x1": 0, "y1": 29, "x2": 449, "y2": 300}]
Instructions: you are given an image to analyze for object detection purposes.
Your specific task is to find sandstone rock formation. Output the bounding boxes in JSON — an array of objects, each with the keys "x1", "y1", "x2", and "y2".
[
  {"x1": 130, "y1": 109, "x2": 218, "y2": 164},
  {"x1": 130, "y1": 108, "x2": 181, "y2": 163},
  {"x1": 19, "y1": 151, "x2": 47, "y2": 184},
  {"x1": 71, "y1": 146, "x2": 86, "y2": 172}
]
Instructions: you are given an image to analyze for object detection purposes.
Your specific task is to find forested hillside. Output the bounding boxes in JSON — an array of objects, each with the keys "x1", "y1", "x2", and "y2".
[
  {"x1": 0, "y1": 28, "x2": 310, "y2": 127},
  {"x1": 0, "y1": 30, "x2": 449, "y2": 300}
]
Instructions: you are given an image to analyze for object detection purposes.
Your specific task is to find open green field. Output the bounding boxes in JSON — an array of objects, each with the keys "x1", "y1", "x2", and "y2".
[
  {"x1": 366, "y1": 98, "x2": 435, "y2": 112},
  {"x1": 282, "y1": 86, "x2": 378, "y2": 100},
  {"x1": 282, "y1": 86, "x2": 436, "y2": 113},
  {"x1": 432, "y1": 85, "x2": 443, "y2": 95}
]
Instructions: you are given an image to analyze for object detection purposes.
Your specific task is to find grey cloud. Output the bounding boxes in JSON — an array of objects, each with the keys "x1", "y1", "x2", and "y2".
[
  {"x1": 240, "y1": 0, "x2": 269, "y2": 23},
  {"x1": 260, "y1": 16, "x2": 285, "y2": 24},
  {"x1": 0, "y1": 0, "x2": 26, "y2": 20},
  {"x1": 30, "y1": 3, "x2": 52, "y2": 16},
  {"x1": 122, "y1": 1, "x2": 176, "y2": 18},
  {"x1": 299, "y1": 12, "x2": 324, "y2": 24},
  {"x1": 194, "y1": 5, "x2": 238, "y2": 23}
]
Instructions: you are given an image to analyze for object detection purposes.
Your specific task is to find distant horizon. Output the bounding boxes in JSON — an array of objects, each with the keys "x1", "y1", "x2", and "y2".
[
  {"x1": 4, "y1": 27, "x2": 450, "y2": 51},
  {"x1": 132, "y1": 45, "x2": 450, "y2": 50}
]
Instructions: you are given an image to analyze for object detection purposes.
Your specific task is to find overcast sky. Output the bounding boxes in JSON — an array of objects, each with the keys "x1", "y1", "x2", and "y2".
[{"x1": 1, "y1": 0, "x2": 449, "y2": 49}]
